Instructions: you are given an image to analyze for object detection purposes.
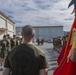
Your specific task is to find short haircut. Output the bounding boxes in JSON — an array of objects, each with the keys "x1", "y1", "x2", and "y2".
[
  {"x1": 13, "y1": 35, "x2": 16, "y2": 37},
  {"x1": 3, "y1": 35, "x2": 6, "y2": 38},
  {"x1": 22, "y1": 25, "x2": 34, "y2": 39}
]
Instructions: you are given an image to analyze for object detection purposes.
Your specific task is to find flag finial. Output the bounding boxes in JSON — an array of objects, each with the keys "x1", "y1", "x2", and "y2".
[{"x1": 68, "y1": 0, "x2": 76, "y2": 14}]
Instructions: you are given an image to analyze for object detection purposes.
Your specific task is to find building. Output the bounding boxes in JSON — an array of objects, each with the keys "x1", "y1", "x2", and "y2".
[
  {"x1": 16, "y1": 26, "x2": 22, "y2": 38},
  {"x1": 34, "y1": 26, "x2": 64, "y2": 41},
  {"x1": 64, "y1": 31, "x2": 70, "y2": 36},
  {"x1": 0, "y1": 11, "x2": 15, "y2": 39},
  {"x1": 16, "y1": 26, "x2": 64, "y2": 41}
]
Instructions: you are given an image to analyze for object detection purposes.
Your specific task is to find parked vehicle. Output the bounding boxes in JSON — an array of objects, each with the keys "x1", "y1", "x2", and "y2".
[{"x1": 48, "y1": 39, "x2": 53, "y2": 43}]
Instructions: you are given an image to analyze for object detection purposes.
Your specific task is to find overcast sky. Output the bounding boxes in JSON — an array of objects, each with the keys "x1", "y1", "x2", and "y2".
[{"x1": 0, "y1": 0, "x2": 75, "y2": 31}]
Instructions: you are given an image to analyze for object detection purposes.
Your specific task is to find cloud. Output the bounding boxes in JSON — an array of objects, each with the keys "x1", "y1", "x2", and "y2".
[{"x1": 0, "y1": 0, "x2": 74, "y2": 31}]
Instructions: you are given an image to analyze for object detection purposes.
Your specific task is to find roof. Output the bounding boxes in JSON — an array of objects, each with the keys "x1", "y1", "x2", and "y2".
[
  {"x1": 33, "y1": 26, "x2": 63, "y2": 28},
  {"x1": 16, "y1": 25, "x2": 63, "y2": 28},
  {"x1": 0, "y1": 11, "x2": 15, "y2": 24}
]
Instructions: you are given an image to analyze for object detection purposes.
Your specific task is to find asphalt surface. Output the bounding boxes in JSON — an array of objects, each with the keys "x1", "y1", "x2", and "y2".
[
  {"x1": 34, "y1": 43, "x2": 59, "y2": 75},
  {"x1": 0, "y1": 43, "x2": 59, "y2": 75}
]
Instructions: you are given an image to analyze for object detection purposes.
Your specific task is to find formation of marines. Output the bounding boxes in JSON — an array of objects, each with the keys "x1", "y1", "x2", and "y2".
[
  {"x1": 53, "y1": 36, "x2": 68, "y2": 51},
  {"x1": 0, "y1": 33, "x2": 68, "y2": 70},
  {"x1": 36, "y1": 36, "x2": 67, "y2": 50},
  {"x1": 0, "y1": 34, "x2": 21, "y2": 68}
]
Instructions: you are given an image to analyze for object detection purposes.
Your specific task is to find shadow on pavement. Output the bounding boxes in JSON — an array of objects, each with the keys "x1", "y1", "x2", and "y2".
[
  {"x1": 48, "y1": 67, "x2": 56, "y2": 71},
  {"x1": 49, "y1": 62, "x2": 57, "y2": 65}
]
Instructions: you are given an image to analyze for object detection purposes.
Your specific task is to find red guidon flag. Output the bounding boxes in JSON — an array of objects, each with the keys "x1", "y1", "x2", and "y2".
[{"x1": 53, "y1": 18, "x2": 76, "y2": 75}]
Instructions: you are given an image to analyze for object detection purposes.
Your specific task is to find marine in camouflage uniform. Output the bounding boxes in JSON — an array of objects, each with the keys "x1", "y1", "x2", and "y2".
[
  {"x1": 0, "y1": 35, "x2": 8, "y2": 68},
  {"x1": 57, "y1": 37, "x2": 61, "y2": 50},
  {"x1": 1, "y1": 35, "x2": 8, "y2": 58},
  {"x1": 16, "y1": 37, "x2": 21, "y2": 46},
  {"x1": 6, "y1": 34, "x2": 11, "y2": 52},
  {"x1": 53, "y1": 38, "x2": 57, "y2": 49},
  {"x1": 11, "y1": 35, "x2": 17, "y2": 49},
  {"x1": 0, "y1": 41, "x2": 3, "y2": 67}
]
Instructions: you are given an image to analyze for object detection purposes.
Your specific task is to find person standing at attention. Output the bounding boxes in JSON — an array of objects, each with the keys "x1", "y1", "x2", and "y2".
[{"x1": 2, "y1": 25, "x2": 48, "y2": 75}]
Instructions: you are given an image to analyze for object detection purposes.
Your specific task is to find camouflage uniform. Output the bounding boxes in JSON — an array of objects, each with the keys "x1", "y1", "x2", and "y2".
[
  {"x1": 0, "y1": 40, "x2": 8, "y2": 58},
  {"x1": 7, "y1": 39, "x2": 11, "y2": 52},
  {"x1": 16, "y1": 40, "x2": 21, "y2": 46},
  {"x1": 11, "y1": 38, "x2": 17, "y2": 49}
]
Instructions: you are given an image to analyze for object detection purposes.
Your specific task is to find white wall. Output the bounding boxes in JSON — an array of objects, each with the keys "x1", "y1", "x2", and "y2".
[
  {"x1": 0, "y1": 17, "x2": 6, "y2": 28},
  {"x1": 7, "y1": 22, "x2": 14, "y2": 32},
  {"x1": 7, "y1": 31, "x2": 13, "y2": 37},
  {"x1": 0, "y1": 33, "x2": 5, "y2": 40},
  {"x1": 0, "y1": 15, "x2": 15, "y2": 39}
]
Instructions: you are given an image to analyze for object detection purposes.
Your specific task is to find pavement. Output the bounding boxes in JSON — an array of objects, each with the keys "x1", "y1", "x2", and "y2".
[
  {"x1": 34, "y1": 43, "x2": 59, "y2": 75},
  {"x1": 0, "y1": 43, "x2": 59, "y2": 75}
]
